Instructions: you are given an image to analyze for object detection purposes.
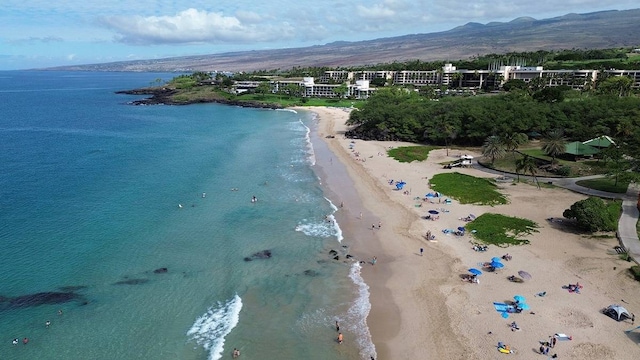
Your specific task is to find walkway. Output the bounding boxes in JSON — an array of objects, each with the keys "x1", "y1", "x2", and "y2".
[{"x1": 474, "y1": 165, "x2": 640, "y2": 264}]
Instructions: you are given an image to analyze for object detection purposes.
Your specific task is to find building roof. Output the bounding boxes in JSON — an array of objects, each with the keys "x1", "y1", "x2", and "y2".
[
  {"x1": 582, "y1": 135, "x2": 615, "y2": 148},
  {"x1": 565, "y1": 141, "x2": 600, "y2": 156}
]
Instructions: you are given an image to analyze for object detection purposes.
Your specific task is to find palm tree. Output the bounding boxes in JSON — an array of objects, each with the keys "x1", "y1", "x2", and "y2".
[
  {"x1": 482, "y1": 135, "x2": 506, "y2": 165},
  {"x1": 541, "y1": 129, "x2": 567, "y2": 165},
  {"x1": 501, "y1": 133, "x2": 528, "y2": 159},
  {"x1": 516, "y1": 155, "x2": 540, "y2": 189}
]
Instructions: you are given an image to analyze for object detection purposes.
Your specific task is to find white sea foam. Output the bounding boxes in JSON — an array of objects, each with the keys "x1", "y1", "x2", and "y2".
[
  {"x1": 187, "y1": 294, "x2": 243, "y2": 360},
  {"x1": 324, "y1": 197, "x2": 343, "y2": 242},
  {"x1": 276, "y1": 108, "x2": 297, "y2": 114},
  {"x1": 299, "y1": 119, "x2": 316, "y2": 166},
  {"x1": 347, "y1": 262, "x2": 377, "y2": 360},
  {"x1": 295, "y1": 218, "x2": 337, "y2": 239}
]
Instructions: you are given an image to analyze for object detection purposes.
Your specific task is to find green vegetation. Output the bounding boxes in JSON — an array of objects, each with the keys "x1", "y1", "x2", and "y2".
[
  {"x1": 575, "y1": 178, "x2": 630, "y2": 193},
  {"x1": 562, "y1": 197, "x2": 621, "y2": 232},
  {"x1": 466, "y1": 213, "x2": 538, "y2": 247},
  {"x1": 630, "y1": 266, "x2": 640, "y2": 282},
  {"x1": 485, "y1": 150, "x2": 611, "y2": 178},
  {"x1": 346, "y1": 87, "x2": 640, "y2": 149},
  {"x1": 387, "y1": 146, "x2": 436, "y2": 162},
  {"x1": 429, "y1": 173, "x2": 508, "y2": 205}
]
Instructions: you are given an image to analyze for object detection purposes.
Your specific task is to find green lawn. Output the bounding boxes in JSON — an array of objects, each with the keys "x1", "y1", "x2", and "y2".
[
  {"x1": 466, "y1": 213, "x2": 538, "y2": 247},
  {"x1": 484, "y1": 149, "x2": 612, "y2": 178},
  {"x1": 388, "y1": 146, "x2": 437, "y2": 163},
  {"x1": 429, "y1": 172, "x2": 508, "y2": 205},
  {"x1": 575, "y1": 178, "x2": 630, "y2": 193}
]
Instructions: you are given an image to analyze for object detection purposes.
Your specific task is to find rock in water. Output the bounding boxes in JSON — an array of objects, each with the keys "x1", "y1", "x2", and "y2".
[
  {"x1": 112, "y1": 279, "x2": 149, "y2": 285},
  {"x1": 244, "y1": 250, "x2": 273, "y2": 261},
  {"x1": 153, "y1": 267, "x2": 168, "y2": 274},
  {"x1": 8, "y1": 292, "x2": 80, "y2": 308}
]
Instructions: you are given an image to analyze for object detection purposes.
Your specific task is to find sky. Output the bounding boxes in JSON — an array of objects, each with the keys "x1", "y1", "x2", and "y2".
[{"x1": 1, "y1": 0, "x2": 638, "y2": 70}]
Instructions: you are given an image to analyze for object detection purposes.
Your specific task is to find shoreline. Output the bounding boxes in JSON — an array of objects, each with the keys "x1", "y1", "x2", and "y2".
[{"x1": 300, "y1": 106, "x2": 640, "y2": 360}]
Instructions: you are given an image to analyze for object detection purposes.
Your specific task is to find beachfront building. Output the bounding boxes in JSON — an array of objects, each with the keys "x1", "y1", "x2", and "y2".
[
  {"x1": 603, "y1": 69, "x2": 640, "y2": 90},
  {"x1": 243, "y1": 64, "x2": 640, "y2": 98},
  {"x1": 269, "y1": 78, "x2": 374, "y2": 99},
  {"x1": 314, "y1": 64, "x2": 640, "y2": 91}
]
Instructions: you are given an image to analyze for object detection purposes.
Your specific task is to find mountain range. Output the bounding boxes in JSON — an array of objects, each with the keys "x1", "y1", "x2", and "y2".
[{"x1": 48, "y1": 8, "x2": 640, "y2": 72}]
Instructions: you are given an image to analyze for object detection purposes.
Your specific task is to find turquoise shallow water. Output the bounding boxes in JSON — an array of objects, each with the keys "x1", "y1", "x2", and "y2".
[{"x1": 0, "y1": 72, "x2": 374, "y2": 359}]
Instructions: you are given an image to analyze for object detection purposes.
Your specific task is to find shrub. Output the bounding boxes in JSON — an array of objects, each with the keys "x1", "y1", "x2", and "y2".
[
  {"x1": 556, "y1": 166, "x2": 571, "y2": 176},
  {"x1": 562, "y1": 197, "x2": 619, "y2": 232},
  {"x1": 630, "y1": 265, "x2": 640, "y2": 281}
]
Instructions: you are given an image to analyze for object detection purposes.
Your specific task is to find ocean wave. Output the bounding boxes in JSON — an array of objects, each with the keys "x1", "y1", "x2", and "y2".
[
  {"x1": 187, "y1": 294, "x2": 243, "y2": 360},
  {"x1": 295, "y1": 217, "x2": 338, "y2": 240},
  {"x1": 324, "y1": 197, "x2": 343, "y2": 242},
  {"x1": 299, "y1": 119, "x2": 316, "y2": 166},
  {"x1": 347, "y1": 262, "x2": 377, "y2": 360},
  {"x1": 276, "y1": 108, "x2": 297, "y2": 114}
]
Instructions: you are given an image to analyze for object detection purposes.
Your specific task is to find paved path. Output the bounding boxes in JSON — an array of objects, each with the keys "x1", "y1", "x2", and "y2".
[{"x1": 473, "y1": 165, "x2": 640, "y2": 264}]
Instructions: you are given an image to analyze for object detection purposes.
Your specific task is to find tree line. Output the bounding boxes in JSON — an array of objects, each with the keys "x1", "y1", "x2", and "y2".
[{"x1": 345, "y1": 87, "x2": 640, "y2": 147}]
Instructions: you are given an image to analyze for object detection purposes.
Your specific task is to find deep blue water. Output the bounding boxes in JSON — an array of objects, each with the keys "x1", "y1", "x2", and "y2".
[{"x1": 0, "y1": 71, "x2": 373, "y2": 359}]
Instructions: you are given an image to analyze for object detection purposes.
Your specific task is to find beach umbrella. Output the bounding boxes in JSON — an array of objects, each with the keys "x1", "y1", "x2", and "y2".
[
  {"x1": 457, "y1": 226, "x2": 466, "y2": 232},
  {"x1": 428, "y1": 210, "x2": 439, "y2": 214},
  {"x1": 518, "y1": 302, "x2": 530, "y2": 310},
  {"x1": 426, "y1": 193, "x2": 434, "y2": 198},
  {"x1": 468, "y1": 268, "x2": 483, "y2": 276},
  {"x1": 490, "y1": 261, "x2": 504, "y2": 269},
  {"x1": 514, "y1": 295, "x2": 526, "y2": 303},
  {"x1": 491, "y1": 257, "x2": 502, "y2": 263},
  {"x1": 518, "y1": 270, "x2": 532, "y2": 280}
]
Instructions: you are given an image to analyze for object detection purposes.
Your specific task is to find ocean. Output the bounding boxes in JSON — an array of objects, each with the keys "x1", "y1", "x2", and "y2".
[{"x1": 0, "y1": 71, "x2": 375, "y2": 360}]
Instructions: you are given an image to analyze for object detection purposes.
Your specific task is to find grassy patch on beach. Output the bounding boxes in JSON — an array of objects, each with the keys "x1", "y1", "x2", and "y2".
[
  {"x1": 575, "y1": 178, "x2": 630, "y2": 194},
  {"x1": 388, "y1": 146, "x2": 437, "y2": 163},
  {"x1": 466, "y1": 213, "x2": 538, "y2": 247},
  {"x1": 429, "y1": 172, "x2": 508, "y2": 205}
]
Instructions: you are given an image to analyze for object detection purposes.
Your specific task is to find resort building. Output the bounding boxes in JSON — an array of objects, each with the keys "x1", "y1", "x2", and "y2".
[{"x1": 245, "y1": 64, "x2": 640, "y2": 99}]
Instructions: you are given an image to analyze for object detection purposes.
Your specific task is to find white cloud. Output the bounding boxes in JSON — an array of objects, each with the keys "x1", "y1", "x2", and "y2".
[
  {"x1": 67, "y1": 54, "x2": 76, "y2": 60},
  {"x1": 356, "y1": 4, "x2": 396, "y2": 19},
  {"x1": 98, "y1": 8, "x2": 294, "y2": 45}
]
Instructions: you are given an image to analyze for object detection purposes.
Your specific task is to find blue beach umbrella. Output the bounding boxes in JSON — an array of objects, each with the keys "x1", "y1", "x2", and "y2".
[
  {"x1": 514, "y1": 295, "x2": 526, "y2": 303},
  {"x1": 518, "y1": 302, "x2": 531, "y2": 310},
  {"x1": 491, "y1": 261, "x2": 504, "y2": 269},
  {"x1": 428, "y1": 210, "x2": 439, "y2": 214},
  {"x1": 491, "y1": 257, "x2": 502, "y2": 263},
  {"x1": 468, "y1": 268, "x2": 483, "y2": 276}
]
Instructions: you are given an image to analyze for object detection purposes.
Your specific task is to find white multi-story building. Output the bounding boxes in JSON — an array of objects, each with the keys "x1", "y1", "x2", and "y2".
[{"x1": 247, "y1": 64, "x2": 640, "y2": 98}]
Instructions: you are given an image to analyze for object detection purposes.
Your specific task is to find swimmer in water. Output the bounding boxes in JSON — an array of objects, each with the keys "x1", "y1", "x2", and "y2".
[
  {"x1": 232, "y1": 348, "x2": 240, "y2": 358},
  {"x1": 337, "y1": 332, "x2": 343, "y2": 344},
  {"x1": 12, "y1": 338, "x2": 18, "y2": 345}
]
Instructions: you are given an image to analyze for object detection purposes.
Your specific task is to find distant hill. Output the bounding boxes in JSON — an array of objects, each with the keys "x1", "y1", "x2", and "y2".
[{"x1": 47, "y1": 9, "x2": 640, "y2": 72}]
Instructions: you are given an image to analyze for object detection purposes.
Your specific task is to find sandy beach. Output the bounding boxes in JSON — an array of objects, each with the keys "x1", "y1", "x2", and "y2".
[{"x1": 300, "y1": 106, "x2": 640, "y2": 360}]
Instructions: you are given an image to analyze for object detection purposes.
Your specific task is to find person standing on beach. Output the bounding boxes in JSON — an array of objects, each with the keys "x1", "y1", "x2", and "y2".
[
  {"x1": 372, "y1": 256, "x2": 377, "y2": 265},
  {"x1": 420, "y1": 248, "x2": 424, "y2": 256}
]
